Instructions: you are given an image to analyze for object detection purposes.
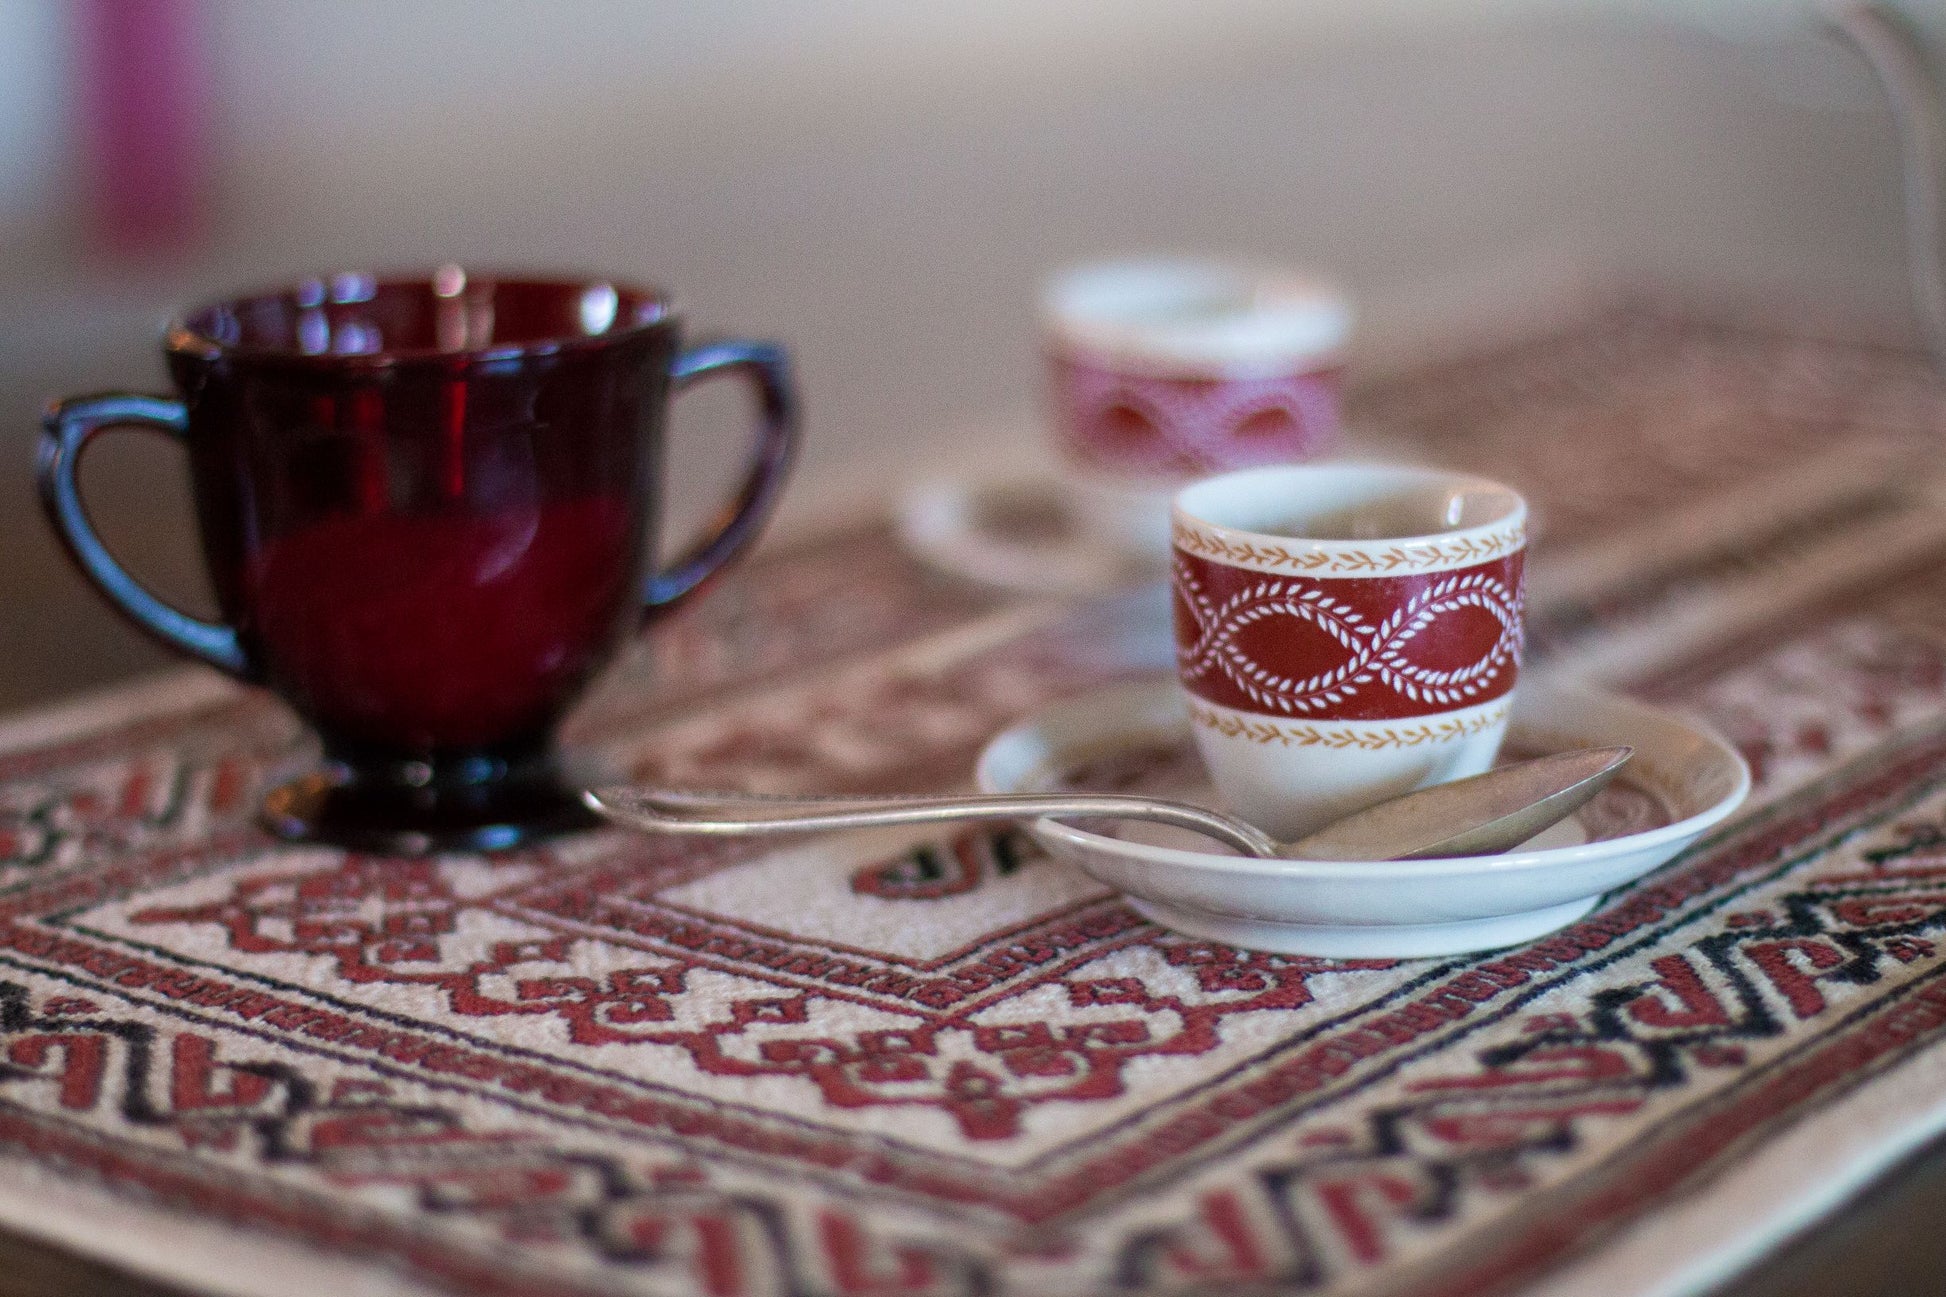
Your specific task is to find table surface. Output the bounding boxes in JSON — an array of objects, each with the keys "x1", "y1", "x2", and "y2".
[{"x1": 7, "y1": 307, "x2": 1946, "y2": 1296}]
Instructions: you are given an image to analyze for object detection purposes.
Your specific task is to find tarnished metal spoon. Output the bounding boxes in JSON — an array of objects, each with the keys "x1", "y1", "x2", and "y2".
[{"x1": 585, "y1": 746, "x2": 1631, "y2": 862}]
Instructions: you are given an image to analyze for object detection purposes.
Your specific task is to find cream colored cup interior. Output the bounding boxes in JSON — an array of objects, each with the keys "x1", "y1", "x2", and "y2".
[
  {"x1": 1043, "y1": 258, "x2": 1349, "y2": 370},
  {"x1": 1174, "y1": 462, "x2": 1523, "y2": 543}
]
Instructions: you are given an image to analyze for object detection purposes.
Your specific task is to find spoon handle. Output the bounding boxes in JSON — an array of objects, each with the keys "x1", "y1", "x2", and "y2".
[{"x1": 583, "y1": 786, "x2": 1280, "y2": 858}]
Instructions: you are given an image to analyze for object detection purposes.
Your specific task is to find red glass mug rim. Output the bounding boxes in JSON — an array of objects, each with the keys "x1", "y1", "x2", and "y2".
[{"x1": 165, "y1": 270, "x2": 678, "y2": 367}]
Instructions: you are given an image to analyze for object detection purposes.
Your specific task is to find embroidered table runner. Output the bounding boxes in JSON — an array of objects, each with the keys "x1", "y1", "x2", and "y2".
[{"x1": 6, "y1": 311, "x2": 1946, "y2": 1297}]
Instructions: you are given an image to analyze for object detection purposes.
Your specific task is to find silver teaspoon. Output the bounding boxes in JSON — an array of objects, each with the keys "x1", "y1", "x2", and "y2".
[{"x1": 585, "y1": 746, "x2": 1631, "y2": 862}]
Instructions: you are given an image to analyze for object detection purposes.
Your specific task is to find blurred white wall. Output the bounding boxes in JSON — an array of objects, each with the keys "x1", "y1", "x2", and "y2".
[
  {"x1": 0, "y1": 0, "x2": 1924, "y2": 702},
  {"x1": 0, "y1": 0, "x2": 64, "y2": 232},
  {"x1": 214, "y1": 2, "x2": 1912, "y2": 517},
  {"x1": 0, "y1": 3, "x2": 1916, "y2": 502}
]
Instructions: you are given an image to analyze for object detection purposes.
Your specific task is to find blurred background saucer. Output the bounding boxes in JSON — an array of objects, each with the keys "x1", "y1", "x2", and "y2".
[
  {"x1": 894, "y1": 420, "x2": 1413, "y2": 596},
  {"x1": 896, "y1": 470, "x2": 1163, "y2": 596}
]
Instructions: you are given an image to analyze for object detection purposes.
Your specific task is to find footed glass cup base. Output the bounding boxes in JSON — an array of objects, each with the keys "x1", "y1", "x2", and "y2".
[{"x1": 260, "y1": 745, "x2": 600, "y2": 854}]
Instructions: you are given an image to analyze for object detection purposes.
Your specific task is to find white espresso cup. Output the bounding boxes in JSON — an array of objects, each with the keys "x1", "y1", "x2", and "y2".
[{"x1": 1172, "y1": 463, "x2": 1527, "y2": 840}]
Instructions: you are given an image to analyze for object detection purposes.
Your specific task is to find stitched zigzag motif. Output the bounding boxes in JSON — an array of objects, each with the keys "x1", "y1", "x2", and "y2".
[
  {"x1": 1115, "y1": 790, "x2": 1946, "y2": 1292},
  {"x1": 0, "y1": 980, "x2": 992, "y2": 1297}
]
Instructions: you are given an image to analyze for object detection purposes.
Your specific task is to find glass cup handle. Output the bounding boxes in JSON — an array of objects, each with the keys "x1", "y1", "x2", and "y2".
[
  {"x1": 37, "y1": 394, "x2": 253, "y2": 680},
  {"x1": 643, "y1": 340, "x2": 801, "y2": 618}
]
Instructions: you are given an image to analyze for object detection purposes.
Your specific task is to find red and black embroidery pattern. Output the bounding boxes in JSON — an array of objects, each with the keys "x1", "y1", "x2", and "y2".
[{"x1": 0, "y1": 318, "x2": 1944, "y2": 1296}]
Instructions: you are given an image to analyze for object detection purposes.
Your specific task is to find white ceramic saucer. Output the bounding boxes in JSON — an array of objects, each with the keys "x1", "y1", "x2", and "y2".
[
  {"x1": 896, "y1": 472, "x2": 1166, "y2": 595},
  {"x1": 895, "y1": 425, "x2": 1416, "y2": 595},
  {"x1": 975, "y1": 678, "x2": 1750, "y2": 958}
]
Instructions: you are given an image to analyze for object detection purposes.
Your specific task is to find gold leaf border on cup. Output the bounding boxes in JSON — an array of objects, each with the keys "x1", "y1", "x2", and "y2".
[
  {"x1": 1187, "y1": 698, "x2": 1512, "y2": 748},
  {"x1": 1172, "y1": 518, "x2": 1525, "y2": 576}
]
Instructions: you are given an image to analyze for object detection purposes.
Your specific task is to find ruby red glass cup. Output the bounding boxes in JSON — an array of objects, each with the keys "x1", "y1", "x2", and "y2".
[{"x1": 38, "y1": 271, "x2": 799, "y2": 852}]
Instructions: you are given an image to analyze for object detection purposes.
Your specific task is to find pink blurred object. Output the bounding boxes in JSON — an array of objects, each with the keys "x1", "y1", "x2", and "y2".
[
  {"x1": 77, "y1": 0, "x2": 208, "y2": 259},
  {"x1": 1040, "y1": 257, "x2": 1351, "y2": 561},
  {"x1": 1043, "y1": 258, "x2": 1350, "y2": 485}
]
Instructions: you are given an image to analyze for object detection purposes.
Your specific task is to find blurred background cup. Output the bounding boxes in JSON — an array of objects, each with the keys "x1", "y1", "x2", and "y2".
[
  {"x1": 1172, "y1": 462, "x2": 1526, "y2": 839},
  {"x1": 1044, "y1": 257, "x2": 1351, "y2": 559}
]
